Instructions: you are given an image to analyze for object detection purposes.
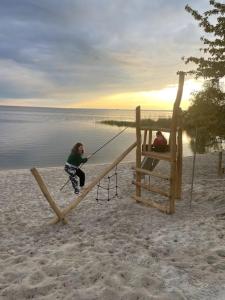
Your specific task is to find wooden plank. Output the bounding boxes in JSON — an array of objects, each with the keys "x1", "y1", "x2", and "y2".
[
  {"x1": 30, "y1": 168, "x2": 67, "y2": 224},
  {"x1": 142, "y1": 151, "x2": 172, "y2": 161},
  {"x1": 136, "y1": 106, "x2": 142, "y2": 198},
  {"x1": 134, "y1": 167, "x2": 170, "y2": 180},
  {"x1": 133, "y1": 181, "x2": 170, "y2": 197},
  {"x1": 51, "y1": 141, "x2": 137, "y2": 224},
  {"x1": 132, "y1": 195, "x2": 169, "y2": 213},
  {"x1": 140, "y1": 127, "x2": 171, "y2": 132}
]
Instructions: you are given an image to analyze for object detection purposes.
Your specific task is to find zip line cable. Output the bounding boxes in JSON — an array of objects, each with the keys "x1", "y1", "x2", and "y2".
[
  {"x1": 60, "y1": 126, "x2": 129, "y2": 191},
  {"x1": 86, "y1": 126, "x2": 128, "y2": 161}
]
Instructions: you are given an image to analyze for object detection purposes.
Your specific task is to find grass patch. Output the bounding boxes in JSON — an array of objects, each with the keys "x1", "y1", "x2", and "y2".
[{"x1": 100, "y1": 118, "x2": 172, "y2": 128}]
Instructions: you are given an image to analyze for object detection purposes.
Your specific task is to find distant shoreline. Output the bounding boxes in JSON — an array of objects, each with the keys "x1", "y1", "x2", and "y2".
[{"x1": 0, "y1": 104, "x2": 173, "y2": 112}]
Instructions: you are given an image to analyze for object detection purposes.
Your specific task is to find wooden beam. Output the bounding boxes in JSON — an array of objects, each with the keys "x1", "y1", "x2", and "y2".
[
  {"x1": 51, "y1": 141, "x2": 137, "y2": 224},
  {"x1": 169, "y1": 72, "x2": 185, "y2": 214},
  {"x1": 134, "y1": 167, "x2": 170, "y2": 180},
  {"x1": 136, "y1": 106, "x2": 142, "y2": 198},
  {"x1": 173, "y1": 72, "x2": 185, "y2": 113},
  {"x1": 148, "y1": 129, "x2": 152, "y2": 151},
  {"x1": 133, "y1": 181, "x2": 170, "y2": 197},
  {"x1": 140, "y1": 127, "x2": 171, "y2": 132},
  {"x1": 132, "y1": 195, "x2": 169, "y2": 213},
  {"x1": 142, "y1": 151, "x2": 172, "y2": 162},
  {"x1": 218, "y1": 151, "x2": 223, "y2": 177},
  {"x1": 176, "y1": 127, "x2": 183, "y2": 199},
  {"x1": 143, "y1": 129, "x2": 147, "y2": 149},
  {"x1": 30, "y1": 168, "x2": 67, "y2": 224}
]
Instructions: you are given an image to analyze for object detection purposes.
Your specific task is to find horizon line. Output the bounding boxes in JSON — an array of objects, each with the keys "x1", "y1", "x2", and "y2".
[{"x1": 0, "y1": 104, "x2": 173, "y2": 112}]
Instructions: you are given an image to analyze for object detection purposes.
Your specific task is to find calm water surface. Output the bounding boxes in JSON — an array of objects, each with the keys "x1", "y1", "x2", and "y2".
[{"x1": 0, "y1": 106, "x2": 192, "y2": 169}]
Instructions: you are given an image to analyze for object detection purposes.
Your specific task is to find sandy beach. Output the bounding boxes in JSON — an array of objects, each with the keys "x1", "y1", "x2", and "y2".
[{"x1": 1, "y1": 153, "x2": 225, "y2": 300}]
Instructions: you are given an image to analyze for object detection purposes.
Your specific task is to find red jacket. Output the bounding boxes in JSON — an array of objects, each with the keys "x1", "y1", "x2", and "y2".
[{"x1": 153, "y1": 136, "x2": 167, "y2": 147}]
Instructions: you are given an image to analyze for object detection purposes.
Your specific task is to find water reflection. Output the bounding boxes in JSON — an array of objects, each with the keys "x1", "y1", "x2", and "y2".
[
  {"x1": 185, "y1": 127, "x2": 225, "y2": 154},
  {"x1": 0, "y1": 106, "x2": 194, "y2": 169}
]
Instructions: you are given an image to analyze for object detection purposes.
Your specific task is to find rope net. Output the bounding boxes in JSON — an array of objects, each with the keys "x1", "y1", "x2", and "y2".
[{"x1": 96, "y1": 165, "x2": 119, "y2": 202}]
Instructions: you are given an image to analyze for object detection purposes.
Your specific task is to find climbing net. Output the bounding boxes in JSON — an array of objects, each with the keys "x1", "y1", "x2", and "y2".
[{"x1": 96, "y1": 166, "x2": 119, "y2": 202}]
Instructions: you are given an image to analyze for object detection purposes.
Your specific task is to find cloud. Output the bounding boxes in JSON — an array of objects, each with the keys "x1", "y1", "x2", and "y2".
[{"x1": 0, "y1": 0, "x2": 210, "y2": 107}]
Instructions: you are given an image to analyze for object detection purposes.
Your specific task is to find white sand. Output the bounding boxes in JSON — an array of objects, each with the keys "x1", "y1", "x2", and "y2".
[{"x1": 1, "y1": 153, "x2": 225, "y2": 300}]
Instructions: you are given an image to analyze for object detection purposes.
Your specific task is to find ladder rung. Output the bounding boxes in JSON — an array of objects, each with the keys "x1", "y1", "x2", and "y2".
[
  {"x1": 133, "y1": 181, "x2": 170, "y2": 197},
  {"x1": 142, "y1": 151, "x2": 173, "y2": 161},
  {"x1": 134, "y1": 167, "x2": 170, "y2": 180},
  {"x1": 132, "y1": 195, "x2": 169, "y2": 213}
]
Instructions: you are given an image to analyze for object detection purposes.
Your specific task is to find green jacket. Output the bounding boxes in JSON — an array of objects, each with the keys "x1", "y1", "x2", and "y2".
[{"x1": 67, "y1": 152, "x2": 88, "y2": 167}]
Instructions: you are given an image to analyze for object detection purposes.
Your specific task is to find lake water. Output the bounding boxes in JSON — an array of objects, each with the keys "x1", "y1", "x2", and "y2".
[{"x1": 0, "y1": 106, "x2": 192, "y2": 169}]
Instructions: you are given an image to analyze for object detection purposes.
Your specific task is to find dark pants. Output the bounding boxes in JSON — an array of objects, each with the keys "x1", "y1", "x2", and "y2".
[
  {"x1": 75, "y1": 168, "x2": 85, "y2": 187},
  {"x1": 64, "y1": 165, "x2": 85, "y2": 191}
]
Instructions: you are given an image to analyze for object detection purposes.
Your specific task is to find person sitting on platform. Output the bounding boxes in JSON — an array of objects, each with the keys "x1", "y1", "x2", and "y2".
[
  {"x1": 152, "y1": 131, "x2": 168, "y2": 152},
  {"x1": 64, "y1": 142, "x2": 88, "y2": 194}
]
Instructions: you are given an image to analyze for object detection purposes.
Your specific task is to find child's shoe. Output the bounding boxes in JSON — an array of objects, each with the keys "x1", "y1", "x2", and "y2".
[{"x1": 74, "y1": 187, "x2": 80, "y2": 194}]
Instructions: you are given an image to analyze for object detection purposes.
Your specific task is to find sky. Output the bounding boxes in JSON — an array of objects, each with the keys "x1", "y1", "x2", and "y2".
[{"x1": 0, "y1": 0, "x2": 211, "y2": 110}]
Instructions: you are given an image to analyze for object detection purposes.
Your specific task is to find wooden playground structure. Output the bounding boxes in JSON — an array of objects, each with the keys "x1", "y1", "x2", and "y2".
[
  {"x1": 31, "y1": 72, "x2": 185, "y2": 224},
  {"x1": 133, "y1": 72, "x2": 185, "y2": 214}
]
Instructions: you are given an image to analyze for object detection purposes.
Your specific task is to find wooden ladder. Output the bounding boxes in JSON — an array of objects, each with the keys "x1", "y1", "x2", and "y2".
[{"x1": 133, "y1": 72, "x2": 185, "y2": 214}]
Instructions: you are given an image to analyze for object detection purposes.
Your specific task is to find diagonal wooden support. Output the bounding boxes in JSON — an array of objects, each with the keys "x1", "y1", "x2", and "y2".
[
  {"x1": 31, "y1": 168, "x2": 67, "y2": 224},
  {"x1": 51, "y1": 141, "x2": 137, "y2": 224}
]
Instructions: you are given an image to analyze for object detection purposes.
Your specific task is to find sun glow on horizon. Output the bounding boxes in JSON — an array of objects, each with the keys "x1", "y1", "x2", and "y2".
[
  {"x1": 70, "y1": 79, "x2": 203, "y2": 110},
  {"x1": 0, "y1": 79, "x2": 203, "y2": 110}
]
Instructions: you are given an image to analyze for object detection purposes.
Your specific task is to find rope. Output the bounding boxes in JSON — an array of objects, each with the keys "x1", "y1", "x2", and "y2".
[{"x1": 87, "y1": 126, "x2": 128, "y2": 161}]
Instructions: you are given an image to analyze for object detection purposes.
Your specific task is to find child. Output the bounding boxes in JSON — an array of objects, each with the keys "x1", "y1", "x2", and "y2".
[
  {"x1": 64, "y1": 142, "x2": 88, "y2": 194},
  {"x1": 152, "y1": 131, "x2": 168, "y2": 152}
]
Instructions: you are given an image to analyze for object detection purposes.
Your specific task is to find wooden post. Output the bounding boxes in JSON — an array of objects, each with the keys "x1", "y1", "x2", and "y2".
[
  {"x1": 218, "y1": 151, "x2": 223, "y2": 177},
  {"x1": 169, "y1": 136, "x2": 177, "y2": 214},
  {"x1": 30, "y1": 168, "x2": 67, "y2": 224},
  {"x1": 51, "y1": 141, "x2": 137, "y2": 224},
  {"x1": 143, "y1": 129, "x2": 147, "y2": 151},
  {"x1": 148, "y1": 129, "x2": 152, "y2": 151},
  {"x1": 136, "y1": 106, "x2": 142, "y2": 198},
  {"x1": 169, "y1": 72, "x2": 185, "y2": 213},
  {"x1": 176, "y1": 127, "x2": 183, "y2": 199}
]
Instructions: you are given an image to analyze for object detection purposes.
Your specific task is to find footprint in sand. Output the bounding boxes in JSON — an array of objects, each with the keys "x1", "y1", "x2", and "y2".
[
  {"x1": 2, "y1": 271, "x2": 20, "y2": 282},
  {"x1": 206, "y1": 255, "x2": 218, "y2": 265},
  {"x1": 37, "y1": 257, "x2": 49, "y2": 265},
  {"x1": 28, "y1": 270, "x2": 46, "y2": 285},
  {"x1": 216, "y1": 249, "x2": 225, "y2": 258},
  {"x1": 12, "y1": 255, "x2": 28, "y2": 264}
]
